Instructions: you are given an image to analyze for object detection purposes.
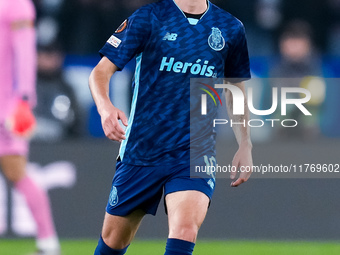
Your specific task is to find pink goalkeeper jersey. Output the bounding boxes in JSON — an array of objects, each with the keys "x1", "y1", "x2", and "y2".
[{"x1": 0, "y1": 0, "x2": 36, "y2": 121}]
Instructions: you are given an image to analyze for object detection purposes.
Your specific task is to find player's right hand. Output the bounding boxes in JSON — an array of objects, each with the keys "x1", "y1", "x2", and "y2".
[
  {"x1": 230, "y1": 143, "x2": 253, "y2": 187},
  {"x1": 100, "y1": 104, "x2": 128, "y2": 142}
]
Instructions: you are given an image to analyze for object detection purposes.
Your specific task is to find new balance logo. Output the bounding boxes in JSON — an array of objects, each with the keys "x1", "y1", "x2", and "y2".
[{"x1": 163, "y1": 32, "x2": 178, "y2": 41}]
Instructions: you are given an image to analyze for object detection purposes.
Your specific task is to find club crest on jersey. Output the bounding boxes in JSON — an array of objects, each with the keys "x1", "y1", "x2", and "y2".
[
  {"x1": 109, "y1": 186, "x2": 118, "y2": 207},
  {"x1": 208, "y1": 27, "x2": 225, "y2": 51}
]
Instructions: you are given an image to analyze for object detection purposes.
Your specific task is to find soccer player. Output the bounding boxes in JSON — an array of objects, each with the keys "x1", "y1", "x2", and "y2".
[
  {"x1": 0, "y1": 0, "x2": 60, "y2": 254},
  {"x1": 89, "y1": 0, "x2": 253, "y2": 254}
]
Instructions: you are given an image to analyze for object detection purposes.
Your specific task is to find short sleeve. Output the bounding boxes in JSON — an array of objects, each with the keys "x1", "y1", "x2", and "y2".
[
  {"x1": 7, "y1": 0, "x2": 35, "y2": 23},
  {"x1": 224, "y1": 24, "x2": 251, "y2": 82},
  {"x1": 99, "y1": 7, "x2": 151, "y2": 70}
]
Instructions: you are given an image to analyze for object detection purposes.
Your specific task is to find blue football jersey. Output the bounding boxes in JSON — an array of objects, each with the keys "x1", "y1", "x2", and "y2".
[{"x1": 99, "y1": 0, "x2": 251, "y2": 166}]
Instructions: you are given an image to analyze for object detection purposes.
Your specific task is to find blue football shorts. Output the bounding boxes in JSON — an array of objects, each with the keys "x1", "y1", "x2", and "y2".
[{"x1": 106, "y1": 160, "x2": 215, "y2": 216}]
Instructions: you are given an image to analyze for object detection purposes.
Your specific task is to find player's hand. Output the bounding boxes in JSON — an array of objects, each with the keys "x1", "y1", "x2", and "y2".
[
  {"x1": 100, "y1": 103, "x2": 128, "y2": 142},
  {"x1": 5, "y1": 99, "x2": 36, "y2": 138},
  {"x1": 230, "y1": 143, "x2": 253, "y2": 187}
]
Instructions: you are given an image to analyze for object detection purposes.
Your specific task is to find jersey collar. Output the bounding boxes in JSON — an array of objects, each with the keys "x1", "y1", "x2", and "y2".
[{"x1": 171, "y1": 0, "x2": 211, "y2": 25}]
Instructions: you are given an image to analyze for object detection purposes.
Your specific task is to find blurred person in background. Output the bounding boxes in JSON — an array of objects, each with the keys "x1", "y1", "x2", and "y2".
[
  {"x1": 33, "y1": 42, "x2": 81, "y2": 142},
  {"x1": 280, "y1": 0, "x2": 329, "y2": 51},
  {"x1": 270, "y1": 20, "x2": 324, "y2": 139},
  {"x1": 0, "y1": 0, "x2": 60, "y2": 254},
  {"x1": 271, "y1": 20, "x2": 322, "y2": 78}
]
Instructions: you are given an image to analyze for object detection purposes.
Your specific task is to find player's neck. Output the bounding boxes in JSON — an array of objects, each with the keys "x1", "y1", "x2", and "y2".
[{"x1": 174, "y1": 0, "x2": 208, "y2": 15}]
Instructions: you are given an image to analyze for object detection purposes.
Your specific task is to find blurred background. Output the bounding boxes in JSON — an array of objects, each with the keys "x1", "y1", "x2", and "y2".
[{"x1": 1, "y1": 0, "x2": 340, "y2": 245}]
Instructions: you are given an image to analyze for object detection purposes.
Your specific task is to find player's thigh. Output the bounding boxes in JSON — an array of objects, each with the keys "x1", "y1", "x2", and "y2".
[
  {"x1": 102, "y1": 209, "x2": 145, "y2": 249},
  {"x1": 0, "y1": 155, "x2": 26, "y2": 183},
  {"x1": 165, "y1": 190, "x2": 210, "y2": 242}
]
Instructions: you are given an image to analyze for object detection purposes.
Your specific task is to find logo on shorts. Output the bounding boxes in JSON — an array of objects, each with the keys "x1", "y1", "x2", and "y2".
[
  {"x1": 208, "y1": 27, "x2": 225, "y2": 51},
  {"x1": 109, "y1": 186, "x2": 118, "y2": 207},
  {"x1": 207, "y1": 179, "x2": 215, "y2": 189}
]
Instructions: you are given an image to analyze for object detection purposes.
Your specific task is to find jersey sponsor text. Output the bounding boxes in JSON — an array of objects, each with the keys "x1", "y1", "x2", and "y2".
[{"x1": 159, "y1": 57, "x2": 216, "y2": 77}]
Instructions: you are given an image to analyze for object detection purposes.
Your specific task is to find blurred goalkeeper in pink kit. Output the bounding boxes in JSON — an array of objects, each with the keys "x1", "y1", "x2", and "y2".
[{"x1": 0, "y1": 0, "x2": 60, "y2": 254}]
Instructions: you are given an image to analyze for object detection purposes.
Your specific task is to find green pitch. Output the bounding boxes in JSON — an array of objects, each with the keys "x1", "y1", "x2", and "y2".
[{"x1": 1, "y1": 239, "x2": 340, "y2": 255}]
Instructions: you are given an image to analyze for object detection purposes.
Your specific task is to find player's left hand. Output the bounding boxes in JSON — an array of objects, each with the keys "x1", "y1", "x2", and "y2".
[
  {"x1": 230, "y1": 143, "x2": 253, "y2": 187},
  {"x1": 5, "y1": 99, "x2": 36, "y2": 138}
]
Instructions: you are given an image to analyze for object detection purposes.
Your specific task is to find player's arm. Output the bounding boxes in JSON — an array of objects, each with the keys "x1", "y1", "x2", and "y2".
[
  {"x1": 224, "y1": 82, "x2": 253, "y2": 187},
  {"x1": 10, "y1": 16, "x2": 36, "y2": 106},
  {"x1": 90, "y1": 7, "x2": 151, "y2": 142},
  {"x1": 6, "y1": 2, "x2": 37, "y2": 137},
  {"x1": 89, "y1": 57, "x2": 128, "y2": 142}
]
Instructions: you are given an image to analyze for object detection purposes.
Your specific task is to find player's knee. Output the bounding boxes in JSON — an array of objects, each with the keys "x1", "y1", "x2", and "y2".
[
  {"x1": 95, "y1": 235, "x2": 129, "y2": 255},
  {"x1": 101, "y1": 233, "x2": 130, "y2": 250},
  {"x1": 3, "y1": 170, "x2": 25, "y2": 183},
  {"x1": 169, "y1": 223, "x2": 199, "y2": 242},
  {"x1": 0, "y1": 159, "x2": 26, "y2": 183}
]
